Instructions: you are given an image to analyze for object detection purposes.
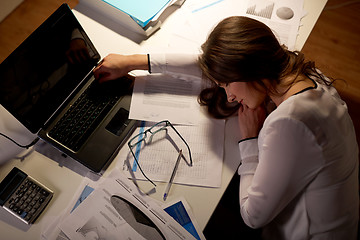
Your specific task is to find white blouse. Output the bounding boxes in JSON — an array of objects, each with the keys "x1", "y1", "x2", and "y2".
[
  {"x1": 238, "y1": 80, "x2": 359, "y2": 239},
  {"x1": 150, "y1": 53, "x2": 359, "y2": 239}
]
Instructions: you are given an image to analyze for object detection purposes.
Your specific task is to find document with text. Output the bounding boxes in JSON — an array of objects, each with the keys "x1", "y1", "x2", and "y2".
[
  {"x1": 59, "y1": 169, "x2": 196, "y2": 240},
  {"x1": 130, "y1": 73, "x2": 205, "y2": 125},
  {"x1": 117, "y1": 118, "x2": 224, "y2": 188}
]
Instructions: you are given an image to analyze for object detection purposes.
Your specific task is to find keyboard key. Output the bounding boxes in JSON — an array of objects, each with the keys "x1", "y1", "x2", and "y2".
[{"x1": 48, "y1": 80, "x2": 122, "y2": 151}]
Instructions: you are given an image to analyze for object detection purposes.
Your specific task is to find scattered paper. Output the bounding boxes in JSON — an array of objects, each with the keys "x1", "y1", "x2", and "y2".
[
  {"x1": 117, "y1": 118, "x2": 224, "y2": 188},
  {"x1": 244, "y1": 0, "x2": 305, "y2": 50},
  {"x1": 167, "y1": 0, "x2": 305, "y2": 52},
  {"x1": 41, "y1": 176, "x2": 102, "y2": 240},
  {"x1": 164, "y1": 197, "x2": 206, "y2": 240},
  {"x1": 58, "y1": 169, "x2": 196, "y2": 240},
  {"x1": 129, "y1": 74, "x2": 204, "y2": 125}
]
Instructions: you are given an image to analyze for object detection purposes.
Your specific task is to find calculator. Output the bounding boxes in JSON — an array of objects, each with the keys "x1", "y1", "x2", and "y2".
[{"x1": 0, "y1": 167, "x2": 53, "y2": 224}]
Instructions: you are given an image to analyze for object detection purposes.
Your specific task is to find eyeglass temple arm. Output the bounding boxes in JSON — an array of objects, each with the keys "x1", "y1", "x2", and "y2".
[
  {"x1": 168, "y1": 123, "x2": 193, "y2": 166},
  {"x1": 128, "y1": 142, "x2": 157, "y2": 186}
]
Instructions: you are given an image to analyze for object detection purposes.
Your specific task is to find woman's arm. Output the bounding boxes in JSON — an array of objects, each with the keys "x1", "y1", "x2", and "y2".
[
  {"x1": 93, "y1": 53, "x2": 201, "y2": 83},
  {"x1": 238, "y1": 117, "x2": 324, "y2": 228},
  {"x1": 150, "y1": 53, "x2": 202, "y2": 78},
  {"x1": 93, "y1": 54, "x2": 148, "y2": 83}
]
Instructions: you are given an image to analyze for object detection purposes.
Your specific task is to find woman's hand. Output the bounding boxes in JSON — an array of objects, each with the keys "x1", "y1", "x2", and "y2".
[
  {"x1": 238, "y1": 104, "x2": 267, "y2": 140},
  {"x1": 93, "y1": 54, "x2": 148, "y2": 83}
]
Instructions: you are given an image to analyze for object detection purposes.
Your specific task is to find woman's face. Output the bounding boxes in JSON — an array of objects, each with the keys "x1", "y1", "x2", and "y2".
[{"x1": 218, "y1": 81, "x2": 267, "y2": 109}]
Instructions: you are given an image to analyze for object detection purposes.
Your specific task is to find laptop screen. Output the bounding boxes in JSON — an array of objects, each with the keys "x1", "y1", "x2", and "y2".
[{"x1": 0, "y1": 4, "x2": 101, "y2": 133}]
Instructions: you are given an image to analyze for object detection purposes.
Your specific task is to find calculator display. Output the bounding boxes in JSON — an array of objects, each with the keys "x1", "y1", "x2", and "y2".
[{"x1": 0, "y1": 168, "x2": 26, "y2": 205}]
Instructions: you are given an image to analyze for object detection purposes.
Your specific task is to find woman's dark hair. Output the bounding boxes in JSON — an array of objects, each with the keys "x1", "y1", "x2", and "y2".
[{"x1": 198, "y1": 16, "x2": 331, "y2": 118}]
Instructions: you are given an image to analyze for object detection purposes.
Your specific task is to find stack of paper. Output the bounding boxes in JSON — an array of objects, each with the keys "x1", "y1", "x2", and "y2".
[{"x1": 41, "y1": 169, "x2": 205, "y2": 239}]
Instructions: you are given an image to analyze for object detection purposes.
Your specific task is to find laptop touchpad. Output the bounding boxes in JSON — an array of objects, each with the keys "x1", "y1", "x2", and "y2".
[{"x1": 106, "y1": 108, "x2": 131, "y2": 136}]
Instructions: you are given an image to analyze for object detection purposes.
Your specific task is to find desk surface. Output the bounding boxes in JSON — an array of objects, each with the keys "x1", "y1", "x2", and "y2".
[{"x1": 0, "y1": 0, "x2": 327, "y2": 239}]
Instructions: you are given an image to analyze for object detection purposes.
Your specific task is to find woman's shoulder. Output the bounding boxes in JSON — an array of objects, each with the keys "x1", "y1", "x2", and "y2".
[{"x1": 264, "y1": 81, "x2": 350, "y2": 136}]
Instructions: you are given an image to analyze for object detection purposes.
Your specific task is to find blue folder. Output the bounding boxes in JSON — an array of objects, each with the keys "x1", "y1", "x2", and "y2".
[{"x1": 102, "y1": 0, "x2": 171, "y2": 27}]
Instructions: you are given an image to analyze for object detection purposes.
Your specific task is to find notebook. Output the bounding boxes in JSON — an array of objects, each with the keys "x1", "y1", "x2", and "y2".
[{"x1": 0, "y1": 4, "x2": 137, "y2": 173}]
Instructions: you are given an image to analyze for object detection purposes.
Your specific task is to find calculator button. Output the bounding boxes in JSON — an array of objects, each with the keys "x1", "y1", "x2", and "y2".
[{"x1": 2, "y1": 171, "x2": 53, "y2": 225}]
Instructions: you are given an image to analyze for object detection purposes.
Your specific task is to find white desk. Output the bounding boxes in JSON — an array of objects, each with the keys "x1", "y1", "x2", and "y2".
[{"x1": 0, "y1": 0, "x2": 327, "y2": 239}]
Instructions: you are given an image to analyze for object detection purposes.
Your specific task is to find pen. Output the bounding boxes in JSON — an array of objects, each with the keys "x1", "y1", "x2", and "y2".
[{"x1": 163, "y1": 149, "x2": 182, "y2": 201}]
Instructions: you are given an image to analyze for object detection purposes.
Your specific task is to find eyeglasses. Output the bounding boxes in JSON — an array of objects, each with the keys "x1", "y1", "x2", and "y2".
[{"x1": 127, "y1": 120, "x2": 193, "y2": 186}]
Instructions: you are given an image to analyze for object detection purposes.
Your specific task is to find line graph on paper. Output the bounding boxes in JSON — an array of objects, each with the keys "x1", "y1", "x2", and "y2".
[{"x1": 246, "y1": 0, "x2": 275, "y2": 19}]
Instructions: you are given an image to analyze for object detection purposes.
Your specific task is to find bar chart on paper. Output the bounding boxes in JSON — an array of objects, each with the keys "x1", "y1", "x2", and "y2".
[{"x1": 246, "y1": 0, "x2": 274, "y2": 19}]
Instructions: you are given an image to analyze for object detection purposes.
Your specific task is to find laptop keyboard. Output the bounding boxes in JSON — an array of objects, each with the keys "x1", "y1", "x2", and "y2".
[{"x1": 48, "y1": 79, "x2": 129, "y2": 152}]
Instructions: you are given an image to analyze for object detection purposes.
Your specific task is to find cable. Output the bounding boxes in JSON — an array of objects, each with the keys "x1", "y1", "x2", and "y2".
[{"x1": 0, "y1": 132, "x2": 40, "y2": 149}]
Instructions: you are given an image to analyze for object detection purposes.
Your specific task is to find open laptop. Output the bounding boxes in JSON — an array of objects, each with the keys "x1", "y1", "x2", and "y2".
[{"x1": 0, "y1": 4, "x2": 137, "y2": 173}]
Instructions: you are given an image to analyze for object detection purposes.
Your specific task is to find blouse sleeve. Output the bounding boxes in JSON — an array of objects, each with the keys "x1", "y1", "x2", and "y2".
[
  {"x1": 238, "y1": 117, "x2": 324, "y2": 228},
  {"x1": 149, "y1": 53, "x2": 202, "y2": 79}
]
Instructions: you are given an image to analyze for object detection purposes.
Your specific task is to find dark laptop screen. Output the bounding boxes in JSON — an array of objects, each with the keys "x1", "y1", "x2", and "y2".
[{"x1": 0, "y1": 4, "x2": 101, "y2": 133}]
